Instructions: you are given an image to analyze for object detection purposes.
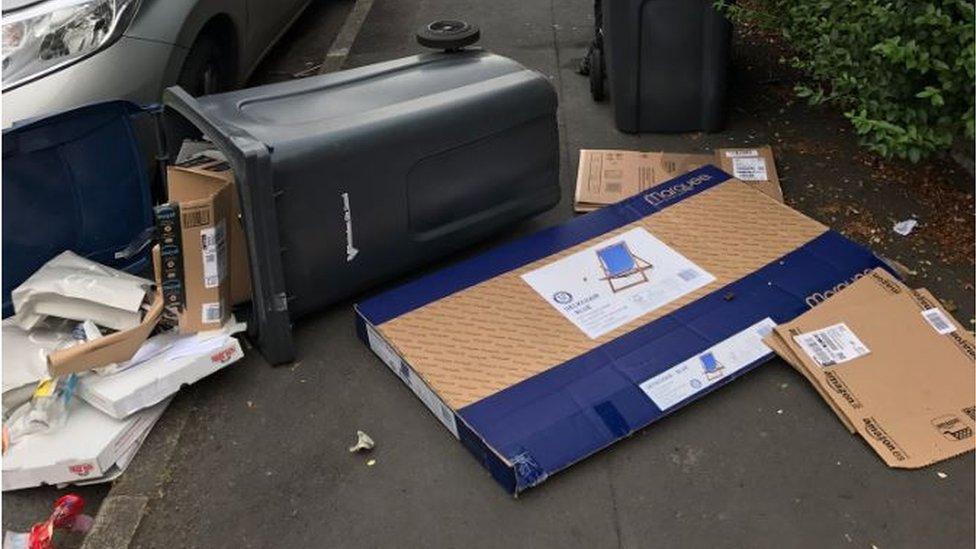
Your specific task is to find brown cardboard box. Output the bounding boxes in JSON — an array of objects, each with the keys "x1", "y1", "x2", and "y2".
[
  {"x1": 574, "y1": 145, "x2": 783, "y2": 211},
  {"x1": 167, "y1": 165, "x2": 233, "y2": 333},
  {"x1": 765, "y1": 268, "x2": 975, "y2": 468},
  {"x1": 171, "y1": 159, "x2": 252, "y2": 306}
]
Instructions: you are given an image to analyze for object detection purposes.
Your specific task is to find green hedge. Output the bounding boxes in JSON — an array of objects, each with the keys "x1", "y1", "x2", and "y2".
[{"x1": 720, "y1": 0, "x2": 975, "y2": 161}]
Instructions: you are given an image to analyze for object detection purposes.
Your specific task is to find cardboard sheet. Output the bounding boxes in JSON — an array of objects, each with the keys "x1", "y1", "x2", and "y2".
[
  {"x1": 765, "y1": 269, "x2": 975, "y2": 468},
  {"x1": 575, "y1": 146, "x2": 782, "y2": 211},
  {"x1": 356, "y1": 166, "x2": 888, "y2": 493},
  {"x1": 78, "y1": 320, "x2": 245, "y2": 419},
  {"x1": 2, "y1": 399, "x2": 169, "y2": 491},
  {"x1": 46, "y1": 293, "x2": 164, "y2": 377}
]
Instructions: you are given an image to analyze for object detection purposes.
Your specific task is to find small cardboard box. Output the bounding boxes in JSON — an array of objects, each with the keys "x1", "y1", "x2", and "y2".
[
  {"x1": 172, "y1": 156, "x2": 252, "y2": 306},
  {"x1": 575, "y1": 146, "x2": 782, "y2": 211},
  {"x1": 356, "y1": 166, "x2": 889, "y2": 494},
  {"x1": 765, "y1": 268, "x2": 975, "y2": 468},
  {"x1": 166, "y1": 164, "x2": 234, "y2": 333},
  {"x1": 2, "y1": 399, "x2": 169, "y2": 491}
]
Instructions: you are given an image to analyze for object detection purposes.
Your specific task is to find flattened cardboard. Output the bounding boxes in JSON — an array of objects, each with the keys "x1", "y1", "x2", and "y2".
[
  {"x1": 356, "y1": 166, "x2": 888, "y2": 493},
  {"x1": 575, "y1": 146, "x2": 782, "y2": 211},
  {"x1": 78, "y1": 321, "x2": 245, "y2": 419},
  {"x1": 765, "y1": 330, "x2": 857, "y2": 433},
  {"x1": 714, "y1": 147, "x2": 782, "y2": 203},
  {"x1": 2, "y1": 398, "x2": 168, "y2": 491},
  {"x1": 46, "y1": 293, "x2": 164, "y2": 376},
  {"x1": 766, "y1": 268, "x2": 975, "y2": 468}
]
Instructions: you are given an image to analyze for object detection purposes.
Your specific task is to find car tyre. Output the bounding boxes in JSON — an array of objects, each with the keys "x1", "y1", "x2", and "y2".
[{"x1": 178, "y1": 33, "x2": 231, "y2": 97}]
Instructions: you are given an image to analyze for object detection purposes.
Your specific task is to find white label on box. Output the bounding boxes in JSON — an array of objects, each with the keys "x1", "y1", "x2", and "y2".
[
  {"x1": 921, "y1": 308, "x2": 956, "y2": 335},
  {"x1": 201, "y1": 302, "x2": 222, "y2": 324},
  {"x1": 731, "y1": 157, "x2": 768, "y2": 181},
  {"x1": 793, "y1": 323, "x2": 870, "y2": 367},
  {"x1": 200, "y1": 220, "x2": 227, "y2": 289},
  {"x1": 366, "y1": 323, "x2": 459, "y2": 439},
  {"x1": 724, "y1": 149, "x2": 759, "y2": 158},
  {"x1": 639, "y1": 318, "x2": 777, "y2": 411},
  {"x1": 521, "y1": 227, "x2": 715, "y2": 339}
]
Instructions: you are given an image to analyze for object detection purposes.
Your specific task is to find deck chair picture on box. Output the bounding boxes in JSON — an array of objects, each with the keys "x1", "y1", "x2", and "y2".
[{"x1": 596, "y1": 241, "x2": 653, "y2": 293}]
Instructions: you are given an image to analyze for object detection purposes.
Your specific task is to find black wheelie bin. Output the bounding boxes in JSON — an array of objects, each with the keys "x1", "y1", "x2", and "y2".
[
  {"x1": 164, "y1": 23, "x2": 560, "y2": 365},
  {"x1": 593, "y1": 0, "x2": 733, "y2": 133}
]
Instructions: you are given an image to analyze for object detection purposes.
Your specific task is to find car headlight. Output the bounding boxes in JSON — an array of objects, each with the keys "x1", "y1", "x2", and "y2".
[{"x1": 2, "y1": 0, "x2": 140, "y2": 91}]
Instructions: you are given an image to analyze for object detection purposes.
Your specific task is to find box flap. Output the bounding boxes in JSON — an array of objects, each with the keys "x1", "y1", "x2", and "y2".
[{"x1": 47, "y1": 293, "x2": 164, "y2": 376}]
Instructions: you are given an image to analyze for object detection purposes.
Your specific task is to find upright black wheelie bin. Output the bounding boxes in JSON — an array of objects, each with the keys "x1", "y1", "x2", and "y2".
[
  {"x1": 594, "y1": 0, "x2": 732, "y2": 133},
  {"x1": 164, "y1": 23, "x2": 560, "y2": 365}
]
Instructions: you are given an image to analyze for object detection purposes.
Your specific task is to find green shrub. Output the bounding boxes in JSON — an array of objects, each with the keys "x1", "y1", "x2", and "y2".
[{"x1": 719, "y1": 0, "x2": 975, "y2": 161}]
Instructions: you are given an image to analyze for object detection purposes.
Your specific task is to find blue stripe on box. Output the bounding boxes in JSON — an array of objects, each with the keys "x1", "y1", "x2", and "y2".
[
  {"x1": 356, "y1": 165, "x2": 732, "y2": 326},
  {"x1": 458, "y1": 231, "x2": 890, "y2": 491}
]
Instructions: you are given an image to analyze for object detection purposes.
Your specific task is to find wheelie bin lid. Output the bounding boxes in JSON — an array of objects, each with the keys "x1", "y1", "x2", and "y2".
[{"x1": 2, "y1": 100, "x2": 155, "y2": 317}]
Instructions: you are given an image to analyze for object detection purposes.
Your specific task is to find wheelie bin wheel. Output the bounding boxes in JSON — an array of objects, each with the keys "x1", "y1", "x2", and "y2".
[
  {"x1": 589, "y1": 46, "x2": 605, "y2": 101},
  {"x1": 417, "y1": 20, "x2": 481, "y2": 51}
]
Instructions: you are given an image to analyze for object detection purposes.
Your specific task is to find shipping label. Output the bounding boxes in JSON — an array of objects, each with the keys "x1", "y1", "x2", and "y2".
[{"x1": 794, "y1": 323, "x2": 870, "y2": 367}]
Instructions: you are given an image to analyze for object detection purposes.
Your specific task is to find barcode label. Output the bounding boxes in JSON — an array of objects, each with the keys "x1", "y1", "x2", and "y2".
[
  {"x1": 731, "y1": 157, "x2": 768, "y2": 181},
  {"x1": 677, "y1": 268, "x2": 700, "y2": 281},
  {"x1": 202, "y1": 302, "x2": 222, "y2": 323},
  {"x1": 921, "y1": 308, "x2": 956, "y2": 335},
  {"x1": 604, "y1": 181, "x2": 622, "y2": 193},
  {"x1": 724, "y1": 149, "x2": 759, "y2": 158},
  {"x1": 794, "y1": 323, "x2": 870, "y2": 367},
  {"x1": 200, "y1": 221, "x2": 227, "y2": 289},
  {"x1": 182, "y1": 208, "x2": 211, "y2": 229}
]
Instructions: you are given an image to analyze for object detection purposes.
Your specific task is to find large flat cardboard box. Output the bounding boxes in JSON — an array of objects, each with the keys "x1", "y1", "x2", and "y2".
[
  {"x1": 575, "y1": 146, "x2": 783, "y2": 211},
  {"x1": 355, "y1": 166, "x2": 888, "y2": 494},
  {"x1": 765, "y1": 268, "x2": 975, "y2": 468}
]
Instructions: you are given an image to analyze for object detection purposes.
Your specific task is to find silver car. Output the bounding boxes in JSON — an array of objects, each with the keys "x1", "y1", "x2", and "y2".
[{"x1": 1, "y1": 0, "x2": 309, "y2": 127}]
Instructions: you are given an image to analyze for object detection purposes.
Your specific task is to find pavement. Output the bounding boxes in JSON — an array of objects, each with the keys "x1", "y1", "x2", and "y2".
[{"x1": 6, "y1": 0, "x2": 974, "y2": 547}]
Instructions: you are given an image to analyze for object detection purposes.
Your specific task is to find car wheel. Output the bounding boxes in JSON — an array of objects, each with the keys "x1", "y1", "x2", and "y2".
[{"x1": 178, "y1": 33, "x2": 231, "y2": 97}]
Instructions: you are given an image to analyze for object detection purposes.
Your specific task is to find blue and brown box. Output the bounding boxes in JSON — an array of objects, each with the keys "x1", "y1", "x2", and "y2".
[{"x1": 355, "y1": 166, "x2": 890, "y2": 494}]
